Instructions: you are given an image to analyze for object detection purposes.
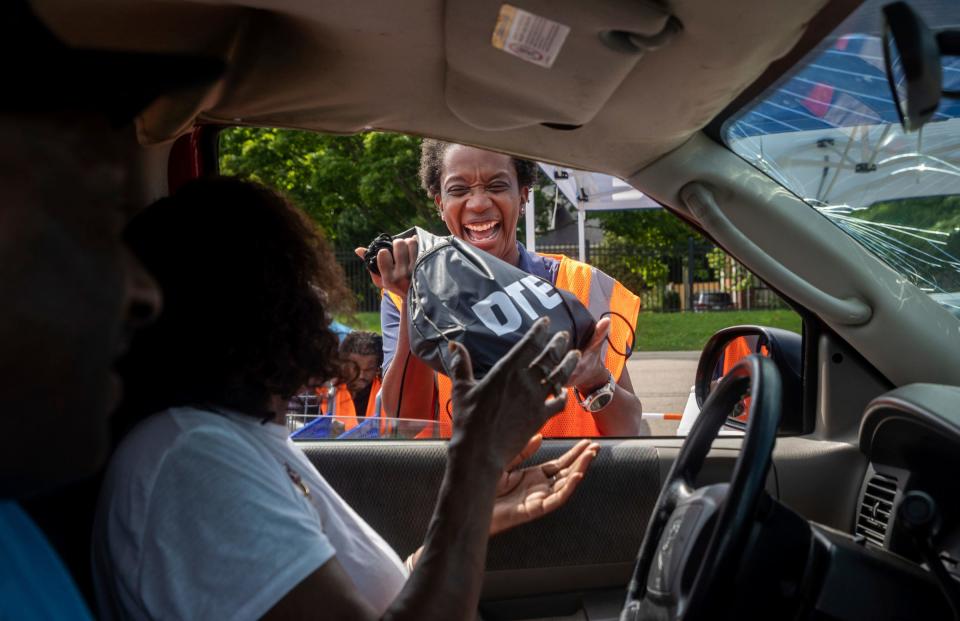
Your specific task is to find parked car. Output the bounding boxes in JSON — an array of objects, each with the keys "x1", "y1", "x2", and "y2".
[
  {"x1": 19, "y1": 0, "x2": 960, "y2": 618},
  {"x1": 693, "y1": 291, "x2": 734, "y2": 311}
]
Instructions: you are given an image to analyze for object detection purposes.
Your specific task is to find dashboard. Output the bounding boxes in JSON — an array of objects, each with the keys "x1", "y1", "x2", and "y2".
[{"x1": 856, "y1": 384, "x2": 960, "y2": 584}]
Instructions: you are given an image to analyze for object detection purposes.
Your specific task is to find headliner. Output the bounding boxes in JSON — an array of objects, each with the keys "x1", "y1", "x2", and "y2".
[{"x1": 33, "y1": 0, "x2": 835, "y2": 178}]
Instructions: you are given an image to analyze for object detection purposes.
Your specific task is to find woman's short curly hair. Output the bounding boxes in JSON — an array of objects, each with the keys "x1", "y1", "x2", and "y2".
[
  {"x1": 119, "y1": 176, "x2": 353, "y2": 419},
  {"x1": 419, "y1": 139, "x2": 537, "y2": 199}
]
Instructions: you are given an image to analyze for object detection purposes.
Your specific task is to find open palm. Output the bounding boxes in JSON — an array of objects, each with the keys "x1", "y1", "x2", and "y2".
[{"x1": 491, "y1": 435, "x2": 600, "y2": 535}]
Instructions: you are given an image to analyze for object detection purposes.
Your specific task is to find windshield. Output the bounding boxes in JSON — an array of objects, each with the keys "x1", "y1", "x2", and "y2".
[{"x1": 724, "y1": 0, "x2": 960, "y2": 313}]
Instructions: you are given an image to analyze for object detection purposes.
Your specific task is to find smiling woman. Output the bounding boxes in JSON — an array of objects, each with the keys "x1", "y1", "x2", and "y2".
[
  {"x1": 419, "y1": 140, "x2": 537, "y2": 265},
  {"x1": 372, "y1": 141, "x2": 648, "y2": 438}
]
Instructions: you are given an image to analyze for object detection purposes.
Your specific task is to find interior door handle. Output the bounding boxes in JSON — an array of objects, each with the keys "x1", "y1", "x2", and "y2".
[{"x1": 681, "y1": 182, "x2": 872, "y2": 326}]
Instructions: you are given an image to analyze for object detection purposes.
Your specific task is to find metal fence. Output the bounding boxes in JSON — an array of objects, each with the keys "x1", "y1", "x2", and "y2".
[
  {"x1": 336, "y1": 238, "x2": 785, "y2": 313},
  {"x1": 337, "y1": 250, "x2": 384, "y2": 313}
]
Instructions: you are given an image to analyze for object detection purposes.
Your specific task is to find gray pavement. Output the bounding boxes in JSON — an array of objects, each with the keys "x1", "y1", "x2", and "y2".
[{"x1": 626, "y1": 351, "x2": 700, "y2": 436}]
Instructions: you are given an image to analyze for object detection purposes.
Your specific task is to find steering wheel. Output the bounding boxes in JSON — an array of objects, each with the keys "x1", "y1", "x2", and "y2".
[{"x1": 621, "y1": 355, "x2": 782, "y2": 621}]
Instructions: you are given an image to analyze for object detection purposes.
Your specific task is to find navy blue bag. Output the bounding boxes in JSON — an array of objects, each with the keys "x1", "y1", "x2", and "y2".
[{"x1": 395, "y1": 227, "x2": 596, "y2": 378}]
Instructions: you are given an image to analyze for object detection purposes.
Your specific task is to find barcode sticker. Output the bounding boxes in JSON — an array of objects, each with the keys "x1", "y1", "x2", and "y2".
[{"x1": 491, "y1": 4, "x2": 570, "y2": 69}]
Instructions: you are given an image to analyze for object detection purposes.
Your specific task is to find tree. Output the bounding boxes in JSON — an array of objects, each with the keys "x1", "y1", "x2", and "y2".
[
  {"x1": 219, "y1": 128, "x2": 440, "y2": 250},
  {"x1": 590, "y1": 209, "x2": 707, "y2": 300},
  {"x1": 598, "y1": 209, "x2": 698, "y2": 250},
  {"x1": 220, "y1": 128, "x2": 585, "y2": 252},
  {"x1": 844, "y1": 196, "x2": 960, "y2": 291},
  {"x1": 706, "y1": 247, "x2": 755, "y2": 292}
]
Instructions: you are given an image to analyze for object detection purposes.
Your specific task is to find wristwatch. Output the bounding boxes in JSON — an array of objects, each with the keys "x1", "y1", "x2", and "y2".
[{"x1": 574, "y1": 371, "x2": 617, "y2": 413}]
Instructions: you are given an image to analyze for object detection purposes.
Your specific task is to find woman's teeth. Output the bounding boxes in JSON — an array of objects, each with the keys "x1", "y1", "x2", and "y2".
[{"x1": 464, "y1": 222, "x2": 500, "y2": 241}]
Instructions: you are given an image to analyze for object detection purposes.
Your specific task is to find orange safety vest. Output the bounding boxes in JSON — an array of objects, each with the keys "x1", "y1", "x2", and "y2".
[
  {"x1": 387, "y1": 254, "x2": 640, "y2": 438},
  {"x1": 722, "y1": 336, "x2": 754, "y2": 376},
  {"x1": 322, "y1": 376, "x2": 382, "y2": 431},
  {"x1": 721, "y1": 336, "x2": 769, "y2": 424}
]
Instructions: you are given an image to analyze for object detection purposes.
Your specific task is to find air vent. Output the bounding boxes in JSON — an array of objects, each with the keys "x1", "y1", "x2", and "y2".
[{"x1": 855, "y1": 472, "x2": 899, "y2": 547}]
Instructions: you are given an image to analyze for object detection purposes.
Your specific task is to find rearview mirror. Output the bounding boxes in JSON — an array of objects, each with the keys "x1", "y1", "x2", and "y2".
[
  {"x1": 882, "y1": 2, "x2": 960, "y2": 132},
  {"x1": 694, "y1": 326, "x2": 802, "y2": 430},
  {"x1": 883, "y1": 2, "x2": 941, "y2": 132}
]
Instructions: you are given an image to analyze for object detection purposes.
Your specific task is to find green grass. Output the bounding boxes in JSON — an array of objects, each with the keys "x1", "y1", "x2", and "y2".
[
  {"x1": 341, "y1": 309, "x2": 802, "y2": 352},
  {"x1": 337, "y1": 312, "x2": 382, "y2": 333},
  {"x1": 635, "y1": 309, "x2": 802, "y2": 352}
]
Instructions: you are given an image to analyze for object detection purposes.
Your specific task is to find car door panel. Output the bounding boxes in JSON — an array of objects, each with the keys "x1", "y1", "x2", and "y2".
[
  {"x1": 302, "y1": 436, "x2": 856, "y2": 616},
  {"x1": 300, "y1": 442, "x2": 448, "y2": 559},
  {"x1": 301, "y1": 441, "x2": 660, "y2": 568},
  {"x1": 303, "y1": 441, "x2": 755, "y2": 586}
]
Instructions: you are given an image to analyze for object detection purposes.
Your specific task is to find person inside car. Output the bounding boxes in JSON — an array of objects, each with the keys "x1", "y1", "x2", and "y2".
[
  {"x1": 363, "y1": 141, "x2": 648, "y2": 438},
  {"x1": 0, "y1": 4, "x2": 221, "y2": 617},
  {"x1": 0, "y1": 107, "x2": 163, "y2": 621},
  {"x1": 94, "y1": 176, "x2": 600, "y2": 620}
]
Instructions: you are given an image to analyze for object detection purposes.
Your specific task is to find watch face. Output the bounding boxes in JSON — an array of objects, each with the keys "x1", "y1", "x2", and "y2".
[{"x1": 592, "y1": 393, "x2": 613, "y2": 411}]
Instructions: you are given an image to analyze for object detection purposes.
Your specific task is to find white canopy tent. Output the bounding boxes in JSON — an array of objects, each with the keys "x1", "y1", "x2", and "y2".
[
  {"x1": 527, "y1": 163, "x2": 662, "y2": 261},
  {"x1": 727, "y1": 119, "x2": 960, "y2": 208}
]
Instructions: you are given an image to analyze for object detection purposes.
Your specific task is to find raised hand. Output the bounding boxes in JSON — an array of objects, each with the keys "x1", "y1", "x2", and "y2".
[
  {"x1": 353, "y1": 237, "x2": 418, "y2": 300},
  {"x1": 568, "y1": 316, "x2": 612, "y2": 391},
  {"x1": 447, "y1": 317, "x2": 580, "y2": 468}
]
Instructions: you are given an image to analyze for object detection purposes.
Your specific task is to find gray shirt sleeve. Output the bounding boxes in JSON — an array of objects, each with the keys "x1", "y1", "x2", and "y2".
[{"x1": 380, "y1": 293, "x2": 401, "y2": 372}]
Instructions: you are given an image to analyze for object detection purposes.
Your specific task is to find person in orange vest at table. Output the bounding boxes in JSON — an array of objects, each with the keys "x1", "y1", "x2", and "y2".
[
  {"x1": 356, "y1": 141, "x2": 649, "y2": 438},
  {"x1": 320, "y1": 330, "x2": 383, "y2": 431}
]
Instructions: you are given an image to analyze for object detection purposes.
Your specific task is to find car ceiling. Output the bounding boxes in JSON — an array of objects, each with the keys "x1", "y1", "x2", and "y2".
[{"x1": 33, "y1": 0, "x2": 831, "y2": 178}]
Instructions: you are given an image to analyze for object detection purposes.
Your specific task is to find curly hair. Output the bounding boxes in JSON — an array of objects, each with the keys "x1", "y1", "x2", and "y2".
[
  {"x1": 118, "y1": 176, "x2": 353, "y2": 420},
  {"x1": 419, "y1": 139, "x2": 537, "y2": 199},
  {"x1": 340, "y1": 331, "x2": 383, "y2": 362}
]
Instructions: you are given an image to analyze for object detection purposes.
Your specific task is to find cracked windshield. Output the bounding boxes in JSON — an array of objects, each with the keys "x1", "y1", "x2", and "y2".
[{"x1": 724, "y1": 0, "x2": 960, "y2": 316}]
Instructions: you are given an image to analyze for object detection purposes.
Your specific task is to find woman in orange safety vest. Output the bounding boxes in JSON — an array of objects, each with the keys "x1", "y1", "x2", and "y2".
[{"x1": 363, "y1": 142, "x2": 647, "y2": 438}]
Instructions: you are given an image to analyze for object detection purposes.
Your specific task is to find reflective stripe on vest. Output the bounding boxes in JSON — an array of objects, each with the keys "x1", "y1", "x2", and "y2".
[
  {"x1": 533, "y1": 254, "x2": 641, "y2": 436},
  {"x1": 545, "y1": 254, "x2": 640, "y2": 381},
  {"x1": 387, "y1": 256, "x2": 640, "y2": 438}
]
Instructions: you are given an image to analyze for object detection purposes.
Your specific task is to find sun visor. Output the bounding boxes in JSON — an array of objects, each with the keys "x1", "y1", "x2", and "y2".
[
  {"x1": 30, "y1": 0, "x2": 244, "y2": 144},
  {"x1": 444, "y1": 1, "x2": 680, "y2": 130}
]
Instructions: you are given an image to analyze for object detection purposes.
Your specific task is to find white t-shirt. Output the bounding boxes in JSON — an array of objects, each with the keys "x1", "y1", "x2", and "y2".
[{"x1": 93, "y1": 406, "x2": 407, "y2": 620}]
